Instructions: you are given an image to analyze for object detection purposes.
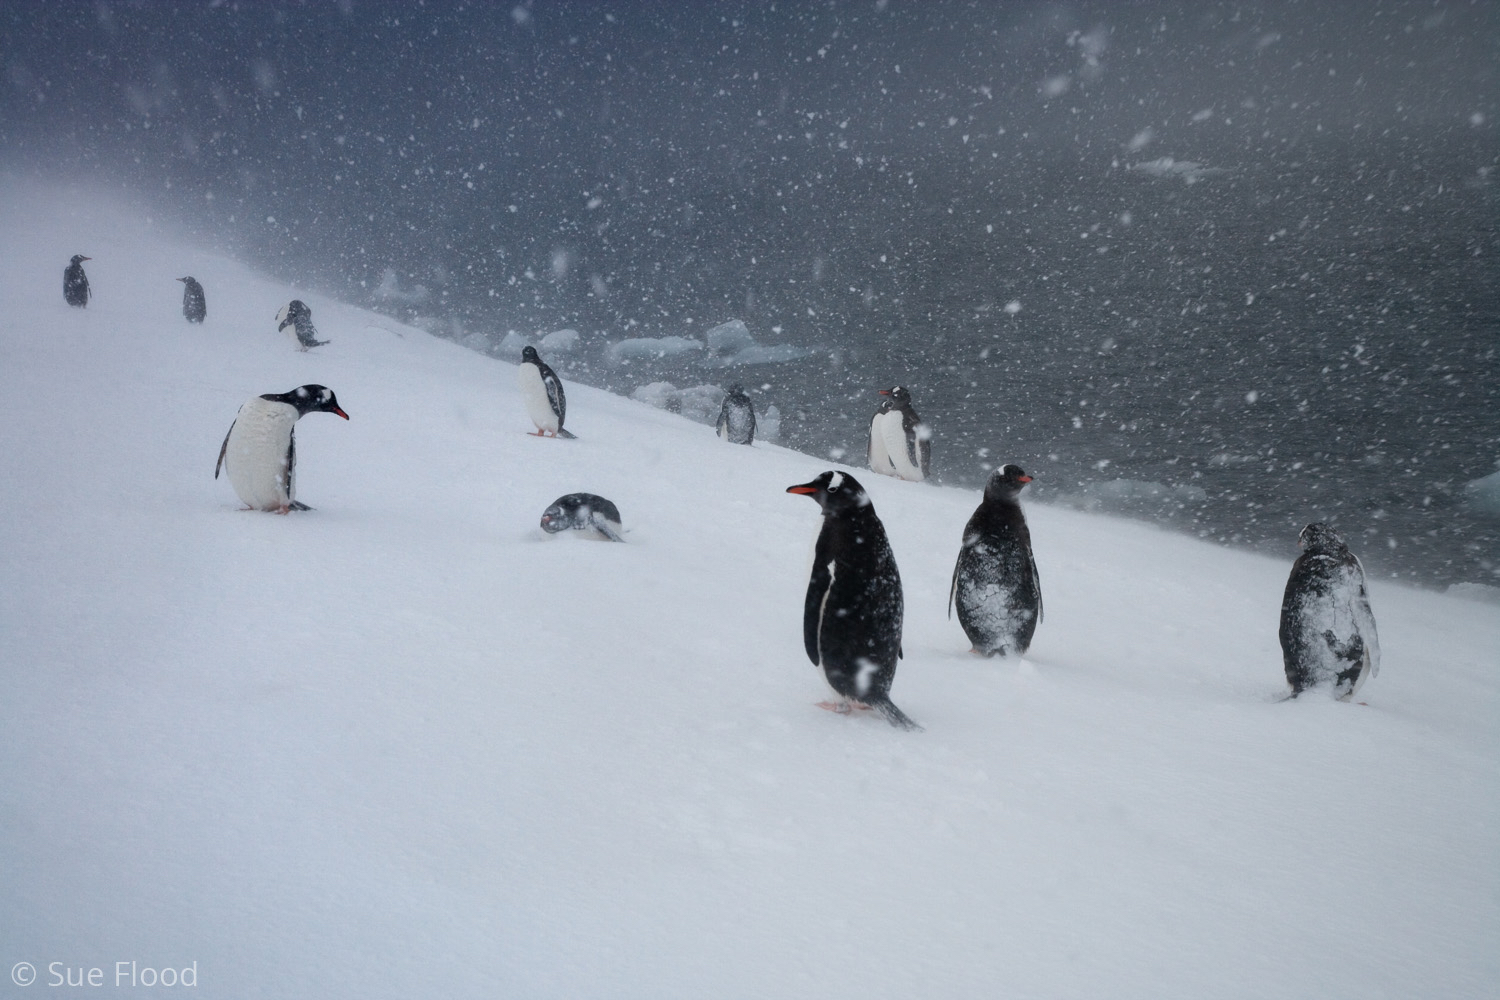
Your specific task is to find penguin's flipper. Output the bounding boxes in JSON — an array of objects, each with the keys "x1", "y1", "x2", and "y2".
[
  {"x1": 872, "y1": 697, "x2": 923, "y2": 732},
  {"x1": 289, "y1": 501, "x2": 313, "y2": 511},
  {"x1": 283, "y1": 431, "x2": 297, "y2": 507},
  {"x1": 804, "y1": 554, "x2": 833, "y2": 667},
  {"x1": 947, "y1": 559, "x2": 960, "y2": 620},
  {"x1": 215, "y1": 421, "x2": 235, "y2": 479},
  {"x1": 556, "y1": 427, "x2": 577, "y2": 440},
  {"x1": 1028, "y1": 542, "x2": 1043, "y2": 624},
  {"x1": 592, "y1": 516, "x2": 625, "y2": 543}
]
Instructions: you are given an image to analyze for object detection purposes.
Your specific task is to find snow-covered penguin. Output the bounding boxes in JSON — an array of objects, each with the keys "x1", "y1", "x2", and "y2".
[
  {"x1": 950, "y1": 464, "x2": 1042, "y2": 657},
  {"x1": 517, "y1": 345, "x2": 575, "y2": 438},
  {"x1": 215, "y1": 385, "x2": 349, "y2": 514},
  {"x1": 867, "y1": 386, "x2": 930, "y2": 482},
  {"x1": 787, "y1": 471, "x2": 921, "y2": 730},
  {"x1": 178, "y1": 276, "x2": 206, "y2": 323},
  {"x1": 540, "y1": 493, "x2": 624, "y2": 541},
  {"x1": 716, "y1": 384, "x2": 756, "y2": 445},
  {"x1": 1279, "y1": 522, "x2": 1380, "y2": 700},
  {"x1": 276, "y1": 300, "x2": 327, "y2": 351},
  {"x1": 63, "y1": 254, "x2": 91, "y2": 307}
]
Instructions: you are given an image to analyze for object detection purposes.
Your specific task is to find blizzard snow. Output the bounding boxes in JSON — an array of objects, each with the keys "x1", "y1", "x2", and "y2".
[{"x1": 2, "y1": 183, "x2": 1497, "y2": 999}]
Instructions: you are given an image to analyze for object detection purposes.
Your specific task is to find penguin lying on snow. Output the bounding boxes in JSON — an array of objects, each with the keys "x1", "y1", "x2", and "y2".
[
  {"x1": 716, "y1": 384, "x2": 756, "y2": 445},
  {"x1": 1279, "y1": 522, "x2": 1380, "y2": 701},
  {"x1": 868, "y1": 386, "x2": 929, "y2": 482},
  {"x1": 178, "y1": 276, "x2": 206, "y2": 323},
  {"x1": 787, "y1": 471, "x2": 921, "y2": 731},
  {"x1": 64, "y1": 255, "x2": 91, "y2": 307},
  {"x1": 517, "y1": 346, "x2": 575, "y2": 438},
  {"x1": 950, "y1": 464, "x2": 1043, "y2": 657},
  {"x1": 540, "y1": 493, "x2": 624, "y2": 542},
  {"x1": 277, "y1": 300, "x2": 328, "y2": 351},
  {"x1": 215, "y1": 385, "x2": 349, "y2": 514}
]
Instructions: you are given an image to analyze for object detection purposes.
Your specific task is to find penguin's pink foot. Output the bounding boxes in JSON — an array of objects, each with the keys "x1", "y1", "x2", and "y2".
[
  {"x1": 815, "y1": 701, "x2": 852, "y2": 714},
  {"x1": 275, "y1": 505, "x2": 292, "y2": 515}
]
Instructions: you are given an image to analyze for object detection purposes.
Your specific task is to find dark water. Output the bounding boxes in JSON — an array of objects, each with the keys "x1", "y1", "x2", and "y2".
[{"x1": 4, "y1": 0, "x2": 1496, "y2": 587}]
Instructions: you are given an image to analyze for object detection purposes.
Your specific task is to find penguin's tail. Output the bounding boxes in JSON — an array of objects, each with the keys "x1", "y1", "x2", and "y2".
[
  {"x1": 556, "y1": 428, "x2": 577, "y2": 439},
  {"x1": 872, "y1": 697, "x2": 923, "y2": 732}
]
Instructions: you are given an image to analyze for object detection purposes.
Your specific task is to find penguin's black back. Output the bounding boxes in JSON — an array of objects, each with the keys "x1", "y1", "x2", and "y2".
[
  {"x1": 951, "y1": 465, "x2": 1041, "y2": 656},
  {"x1": 1279, "y1": 523, "x2": 1377, "y2": 697},
  {"x1": 63, "y1": 255, "x2": 90, "y2": 307},
  {"x1": 180, "y1": 277, "x2": 206, "y2": 322},
  {"x1": 716, "y1": 385, "x2": 756, "y2": 445},
  {"x1": 790, "y1": 471, "x2": 917, "y2": 729}
]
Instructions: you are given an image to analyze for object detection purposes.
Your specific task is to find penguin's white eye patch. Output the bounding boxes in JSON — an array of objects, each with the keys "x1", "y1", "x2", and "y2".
[{"x1": 828, "y1": 472, "x2": 845, "y2": 492}]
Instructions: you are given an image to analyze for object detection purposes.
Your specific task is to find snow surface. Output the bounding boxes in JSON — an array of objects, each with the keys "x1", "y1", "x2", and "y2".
[{"x1": 2, "y1": 182, "x2": 1498, "y2": 999}]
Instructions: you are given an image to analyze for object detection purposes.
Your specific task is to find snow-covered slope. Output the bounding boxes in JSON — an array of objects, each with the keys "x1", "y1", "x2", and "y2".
[{"x1": 2, "y1": 181, "x2": 1496, "y2": 999}]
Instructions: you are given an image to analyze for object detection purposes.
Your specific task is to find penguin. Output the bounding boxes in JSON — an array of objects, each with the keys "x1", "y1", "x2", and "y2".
[
  {"x1": 786, "y1": 471, "x2": 921, "y2": 731},
  {"x1": 540, "y1": 493, "x2": 625, "y2": 542},
  {"x1": 949, "y1": 464, "x2": 1043, "y2": 657},
  {"x1": 276, "y1": 300, "x2": 328, "y2": 351},
  {"x1": 867, "y1": 386, "x2": 929, "y2": 482},
  {"x1": 214, "y1": 385, "x2": 349, "y2": 514},
  {"x1": 517, "y1": 345, "x2": 576, "y2": 438},
  {"x1": 63, "y1": 255, "x2": 91, "y2": 307},
  {"x1": 716, "y1": 384, "x2": 757, "y2": 445},
  {"x1": 178, "y1": 276, "x2": 206, "y2": 323},
  {"x1": 1279, "y1": 522, "x2": 1380, "y2": 701}
]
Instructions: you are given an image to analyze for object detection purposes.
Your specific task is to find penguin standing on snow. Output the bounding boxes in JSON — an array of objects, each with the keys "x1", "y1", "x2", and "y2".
[
  {"x1": 178, "y1": 276, "x2": 206, "y2": 323},
  {"x1": 540, "y1": 493, "x2": 625, "y2": 541},
  {"x1": 787, "y1": 471, "x2": 921, "y2": 730},
  {"x1": 1279, "y1": 522, "x2": 1380, "y2": 700},
  {"x1": 517, "y1": 345, "x2": 575, "y2": 438},
  {"x1": 63, "y1": 255, "x2": 91, "y2": 307},
  {"x1": 950, "y1": 464, "x2": 1042, "y2": 657},
  {"x1": 276, "y1": 300, "x2": 328, "y2": 351},
  {"x1": 215, "y1": 385, "x2": 349, "y2": 514},
  {"x1": 716, "y1": 384, "x2": 756, "y2": 445},
  {"x1": 867, "y1": 386, "x2": 930, "y2": 482}
]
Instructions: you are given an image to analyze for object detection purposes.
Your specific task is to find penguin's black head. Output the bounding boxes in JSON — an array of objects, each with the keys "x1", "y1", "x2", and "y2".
[
  {"x1": 290, "y1": 384, "x2": 349, "y2": 420},
  {"x1": 727, "y1": 383, "x2": 745, "y2": 395},
  {"x1": 177, "y1": 276, "x2": 194, "y2": 283},
  {"x1": 879, "y1": 386, "x2": 912, "y2": 406},
  {"x1": 985, "y1": 464, "x2": 1034, "y2": 502},
  {"x1": 539, "y1": 500, "x2": 570, "y2": 533},
  {"x1": 1298, "y1": 522, "x2": 1346, "y2": 555},
  {"x1": 787, "y1": 470, "x2": 872, "y2": 513},
  {"x1": 70, "y1": 255, "x2": 91, "y2": 265},
  {"x1": 521, "y1": 345, "x2": 541, "y2": 363}
]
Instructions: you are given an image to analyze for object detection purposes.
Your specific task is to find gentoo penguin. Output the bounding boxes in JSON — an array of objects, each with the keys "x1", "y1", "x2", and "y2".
[
  {"x1": 517, "y1": 345, "x2": 576, "y2": 438},
  {"x1": 63, "y1": 255, "x2": 91, "y2": 307},
  {"x1": 178, "y1": 276, "x2": 206, "y2": 323},
  {"x1": 950, "y1": 464, "x2": 1042, "y2": 657},
  {"x1": 276, "y1": 300, "x2": 328, "y2": 351},
  {"x1": 540, "y1": 493, "x2": 625, "y2": 541},
  {"x1": 1279, "y1": 522, "x2": 1380, "y2": 700},
  {"x1": 867, "y1": 386, "x2": 930, "y2": 482},
  {"x1": 787, "y1": 471, "x2": 921, "y2": 731},
  {"x1": 214, "y1": 385, "x2": 349, "y2": 514},
  {"x1": 716, "y1": 384, "x2": 756, "y2": 445}
]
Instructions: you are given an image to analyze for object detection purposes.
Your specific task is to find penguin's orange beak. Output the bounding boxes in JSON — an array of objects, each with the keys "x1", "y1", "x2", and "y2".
[
  {"x1": 1017, "y1": 475, "x2": 1032, "y2": 483},
  {"x1": 878, "y1": 389, "x2": 891, "y2": 395},
  {"x1": 332, "y1": 407, "x2": 350, "y2": 420},
  {"x1": 787, "y1": 484, "x2": 819, "y2": 495}
]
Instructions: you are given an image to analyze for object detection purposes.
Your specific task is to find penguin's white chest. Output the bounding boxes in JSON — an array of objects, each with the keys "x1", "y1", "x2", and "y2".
[
  {"x1": 517, "y1": 362, "x2": 559, "y2": 433},
  {"x1": 224, "y1": 398, "x2": 299, "y2": 510},
  {"x1": 878, "y1": 411, "x2": 925, "y2": 481}
]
